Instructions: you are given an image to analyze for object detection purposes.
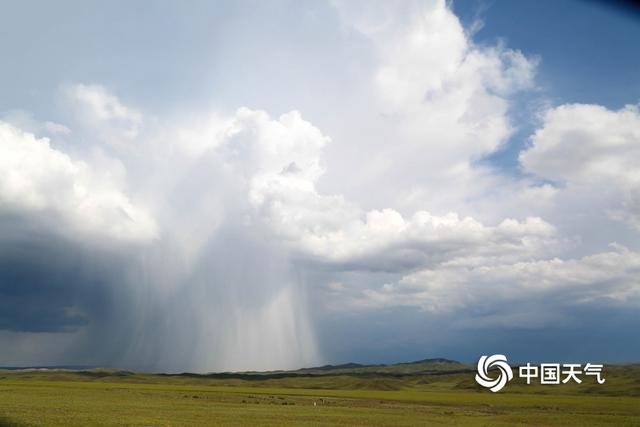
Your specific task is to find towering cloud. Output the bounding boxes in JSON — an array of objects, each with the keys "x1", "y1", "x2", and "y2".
[{"x1": 0, "y1": 101, "x2": 324, "y2": 372}]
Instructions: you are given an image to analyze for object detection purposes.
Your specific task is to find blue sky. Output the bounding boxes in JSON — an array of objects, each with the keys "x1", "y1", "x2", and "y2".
[
  {"x1": 0, "y1": 0, "x2": 639, "y2": 371},
  {"x1": 453, "y1": 0, "x2": 640, "y2": 175},
  {"x1": 457, "y1": 0, "x2": 640, "y2": 108}
]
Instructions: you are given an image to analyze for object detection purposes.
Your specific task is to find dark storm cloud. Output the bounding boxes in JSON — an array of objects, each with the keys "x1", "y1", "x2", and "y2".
[
  {"x1": 0, "y1": 214, "x2": 139, "y2": 340},
  {"x1": 0, "y1": 216, "x2": 180, "y2": 369},
  {"x1": 0, "y1": 219, "x2": 87, "y2": 332},
  {"x1": 317, "y1": 301, "x2": 640, "y2": 365}
]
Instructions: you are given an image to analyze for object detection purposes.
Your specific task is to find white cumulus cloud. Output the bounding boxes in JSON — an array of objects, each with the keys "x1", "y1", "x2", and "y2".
[{"x1": 0, "y1": 121, "x2": 156, "y2": 242}]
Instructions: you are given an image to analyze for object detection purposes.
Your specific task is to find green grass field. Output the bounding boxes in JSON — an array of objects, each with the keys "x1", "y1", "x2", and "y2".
[{"x1": 1, "y1": 361, "x2": 639, "y2": 426}]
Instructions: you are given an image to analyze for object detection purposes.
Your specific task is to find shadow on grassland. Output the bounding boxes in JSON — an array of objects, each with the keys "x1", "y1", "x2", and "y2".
[{"x1": 0, "y1": 416, "x2": 23, "y2": 427}]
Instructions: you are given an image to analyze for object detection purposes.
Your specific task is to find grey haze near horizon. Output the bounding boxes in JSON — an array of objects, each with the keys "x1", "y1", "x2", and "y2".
[{"x1": 0, "y1": 0, "x2": 639, "y2": 371}]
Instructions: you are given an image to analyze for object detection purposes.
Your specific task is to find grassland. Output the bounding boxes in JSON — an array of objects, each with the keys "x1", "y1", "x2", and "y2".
[{"x1": 0, "y1": 360, "x2": 639, "y2": 426}]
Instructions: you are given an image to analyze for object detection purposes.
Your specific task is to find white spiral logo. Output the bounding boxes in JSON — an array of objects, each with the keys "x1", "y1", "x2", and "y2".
[{"x1": 475, "y1": 354, "x2": 513, "y2": 392}]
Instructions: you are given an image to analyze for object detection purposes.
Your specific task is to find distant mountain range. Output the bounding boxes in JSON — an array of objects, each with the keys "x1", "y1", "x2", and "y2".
[
  {"x1": 286, "y1": 357, "x2": 470, "y2": 375},
  {"x1": 0, "y1": 365, "x2": 97, "y2": 371},
  {"x1": 0, "y1": 358, "x2": 472, "y2": 378}
]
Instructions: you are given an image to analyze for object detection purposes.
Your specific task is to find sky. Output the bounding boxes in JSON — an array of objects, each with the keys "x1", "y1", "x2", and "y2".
[{"x1": 0, "y1": 0, "x2": 639, "y2": 372}]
